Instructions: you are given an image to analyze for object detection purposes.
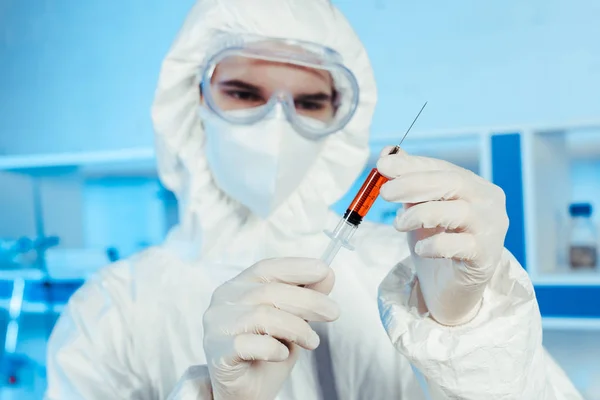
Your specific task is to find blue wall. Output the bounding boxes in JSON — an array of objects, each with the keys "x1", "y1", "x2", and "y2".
[
  {"x1": 336, "y1": 0, "x2": 600, "y2": 135},
  {"x1": 1, "y1": 0, "x2": 600, "y2": 154},
  {"x1": 0, "y1": 0, "x2": 196, "y2": 154}
]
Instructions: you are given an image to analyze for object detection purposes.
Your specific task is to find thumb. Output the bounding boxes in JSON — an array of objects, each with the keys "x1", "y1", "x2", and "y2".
[{"x1": 305, "y1": 268, "x2": 335, "y2": 295}]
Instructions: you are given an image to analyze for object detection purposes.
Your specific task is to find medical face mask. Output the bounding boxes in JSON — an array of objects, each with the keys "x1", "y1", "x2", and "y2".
[{"x1": 200, "y1": 106, "x2": 326, "y2": 219}]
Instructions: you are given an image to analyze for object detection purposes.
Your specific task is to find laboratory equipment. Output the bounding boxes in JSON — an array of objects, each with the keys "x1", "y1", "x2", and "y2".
[
  {"x1": 321, "y1": 102, "x2": 427, "y2": 265},
  {"x1": 1, "y1": 235, "x2": 59, "y2": 389},
  {"x1": 567, "y1": 203, "x2": 597, "y2": 270}
]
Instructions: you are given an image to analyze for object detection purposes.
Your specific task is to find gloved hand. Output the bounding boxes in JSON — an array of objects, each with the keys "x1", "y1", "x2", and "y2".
[
  {"x1": 202, "y1": 258, "x2": 339, "y2": 400},
  {"x1": 377, "y1": 148, "x2": 509, "y2": 326}
]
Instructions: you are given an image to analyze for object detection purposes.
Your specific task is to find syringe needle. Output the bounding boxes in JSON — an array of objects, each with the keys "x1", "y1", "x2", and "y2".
[{"x1": 398, "y1": 101, "x2": 427, "y2": 147}]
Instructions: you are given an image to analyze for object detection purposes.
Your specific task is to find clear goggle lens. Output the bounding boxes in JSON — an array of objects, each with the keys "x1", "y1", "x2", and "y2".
[{"x1": 200, "y1": 41, "x2": 359, "y2": 138}]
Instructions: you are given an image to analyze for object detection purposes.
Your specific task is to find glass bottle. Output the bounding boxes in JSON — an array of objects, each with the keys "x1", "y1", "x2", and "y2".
[{"x1": 568, "y1": 203, "x2": 598, "y2": 270}]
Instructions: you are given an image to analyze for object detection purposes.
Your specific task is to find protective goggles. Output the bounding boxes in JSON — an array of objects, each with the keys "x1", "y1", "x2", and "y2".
[{"x1": 199, "y1": 35, "x2": 360, "y2": 138}]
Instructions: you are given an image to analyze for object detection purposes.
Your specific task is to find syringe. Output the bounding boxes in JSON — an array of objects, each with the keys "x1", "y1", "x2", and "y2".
[{"x1": 320, "y1": 102, "x2": 428, "y2": 265}]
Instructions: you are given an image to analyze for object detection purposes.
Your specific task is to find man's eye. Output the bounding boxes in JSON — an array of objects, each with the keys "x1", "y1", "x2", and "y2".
[
  {"x1": 225, "y1": 90, "x2": 262, "y2": 102},
  {"x1": 296, "y1": 101, "x2": 325, "y2": 111}
]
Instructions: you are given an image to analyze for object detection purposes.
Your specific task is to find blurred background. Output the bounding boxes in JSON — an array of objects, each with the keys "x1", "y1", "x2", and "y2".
[{"x1": 0, "y1": 0, "x2": 599, "y2": 398}]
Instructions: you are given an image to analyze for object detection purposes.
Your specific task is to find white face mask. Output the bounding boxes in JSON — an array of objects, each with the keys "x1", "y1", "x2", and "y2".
[{"x1": 200, "y1": 106, "x2": 326, "y2": 219}]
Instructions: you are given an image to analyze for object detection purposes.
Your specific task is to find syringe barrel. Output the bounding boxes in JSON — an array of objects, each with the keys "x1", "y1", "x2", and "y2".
[
  {"x1": 344, "y1": 168, "x2": 389, "y2": 225},
  {"x1": 330, "y1": 218, "x2": 358, "y2": 244}
]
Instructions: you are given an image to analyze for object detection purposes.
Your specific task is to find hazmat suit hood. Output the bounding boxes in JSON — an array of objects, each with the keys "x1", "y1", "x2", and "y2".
[{"x1": 151, "y1": 0, "x2": 377, "y2": 261}]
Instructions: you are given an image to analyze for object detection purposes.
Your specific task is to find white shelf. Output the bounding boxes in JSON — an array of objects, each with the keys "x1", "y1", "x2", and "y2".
[
  {"x1": 0, "y1": 268, "x2": 91, "y2": 282},
  {"x1": 0, "y1": 147, "x2": 155, "y2": 174},
  {"x1": 531, "y1": 272, "x2": 600, "y2": 286},
  {"x1": 374, "y1": 119, "x2": 600, "y2": 141},
  {"x1": 564, "y1": 129, "x2": 600, "y2": 159},
  {"x1": 0, "y1": 299, "x2": 64, "y2": 314},
  {"x1": 0, "y1": 269, "x2": 46, "y2": 282},
  {"x1": 542, "y1": 317, "x2": 600, "y2": 331},
  {"x1": 0, "y1": 269, "x2": 71, "y2": 314},
  {"x1": 1, "y1": 119, "x2": 598, "y2": 171}
]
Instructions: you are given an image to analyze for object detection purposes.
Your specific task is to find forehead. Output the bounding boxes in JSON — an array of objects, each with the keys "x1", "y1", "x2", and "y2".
[{"x1": 212, "y1": 55, "x2": 333, "y2": 91}]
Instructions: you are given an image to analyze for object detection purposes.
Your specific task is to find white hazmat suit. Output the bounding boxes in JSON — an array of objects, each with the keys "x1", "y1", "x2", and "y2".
[{"x1": 46, "y1": 0, "x2": 582, "y2": 399}]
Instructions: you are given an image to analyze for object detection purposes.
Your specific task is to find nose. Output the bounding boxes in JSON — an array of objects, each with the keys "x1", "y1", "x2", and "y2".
[{"x1": 264, "y1": 91, "x2": 295, "y2": 121}]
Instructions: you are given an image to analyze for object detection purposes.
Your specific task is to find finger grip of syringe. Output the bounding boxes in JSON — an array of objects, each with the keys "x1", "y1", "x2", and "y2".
[{"x1": 320, "y1": 219, "x2": 358, "y2": 266}]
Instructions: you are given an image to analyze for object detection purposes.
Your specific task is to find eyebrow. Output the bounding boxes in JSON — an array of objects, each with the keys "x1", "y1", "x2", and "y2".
[
  {"x1": 217, "y1": 79, "x2": 261, "y2": 92},
  {"x1": 295, "y1": 92, "x2": 332, "y2": 102}
]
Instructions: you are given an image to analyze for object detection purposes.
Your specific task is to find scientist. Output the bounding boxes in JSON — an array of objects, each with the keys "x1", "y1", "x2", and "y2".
[{"x1": 46, "y1": 0, "x2": 582, "y2": 399}]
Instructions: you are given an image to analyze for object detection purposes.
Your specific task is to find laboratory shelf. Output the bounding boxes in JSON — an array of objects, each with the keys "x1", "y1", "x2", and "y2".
[
  {"x1": 382, "y1": 119, "x2": 600, "y2": 141},
  {"x1": 521, "y1": 125, "x2": 600, "y2": 285},
  {"x1": 0, "y1": 300, "x2": 64, "y2": 314},
  {"x1": 0, "y1": 270, "x2": 45, "y2": 282},
  {"x1": 0, "y1": 276, "x2": 81, "y2": 314},
  {"x1": 0, "y1": 119, "x2": 599, "y2": 320},
  {"x1": 0, "y1": 149, "x2": 166, "y2": 254},
  {"x1": 0, "y1": 274, "x2": 82, "y2": 314},
  {"x1": 0, "y1": 147, "x2": 155, "y2": 172},
  {"x1": 542, "y1": 317, "x2": 600, "y2": 331},
  {"x1": 0, "y1": 147, "x2": 157, "y2": 179}
]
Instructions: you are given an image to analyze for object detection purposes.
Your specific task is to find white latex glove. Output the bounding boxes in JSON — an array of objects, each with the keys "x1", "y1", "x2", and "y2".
[
  {"x1": 202, "y1": 258, "x2": 339, "y2": 400},
  {"x1": 377, "y1": 148, "x2": 509, "y2": 326}
]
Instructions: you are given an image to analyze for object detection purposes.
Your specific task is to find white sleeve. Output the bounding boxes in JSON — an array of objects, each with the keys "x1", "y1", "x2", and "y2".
[
  {"x1": 377, "y1": 249, "x2": 583, "y2": 400},
  {"x1": 45, "y1": 262, "x2": 152, "y2": 399},
  {"x1": 45, "y1": 262, "x2": 214, "y2": 400}
]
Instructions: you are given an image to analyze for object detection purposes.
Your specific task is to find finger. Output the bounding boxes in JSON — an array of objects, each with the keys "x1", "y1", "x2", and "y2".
[
  {"x1": 305, "y1": 267, "x2": 335, "y2": 295},
  {"x1": 395, "y1": 200, "x2": 475, "y2": 233},
  {"x1": 234, "y1": 305, "x2": 322, "y2": 350},
  {"x1": 414, "y1": 231, "x2": 479, "y2": 264},
  {"x1": 228, "y1": 334, "x2": 291, "y2": 364},
  {"x1": 380, "y1": 170, "x2": 484, "y2": 204},
  {"x1": 242, "y1": 258, "x2": 331, "y2": 286},
  {"x1": 241, "y1": 282, "x2": 340, "y2": 322},
  {"x1": 376, "y1": 152, "x2": 465, "y2": 178}
]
